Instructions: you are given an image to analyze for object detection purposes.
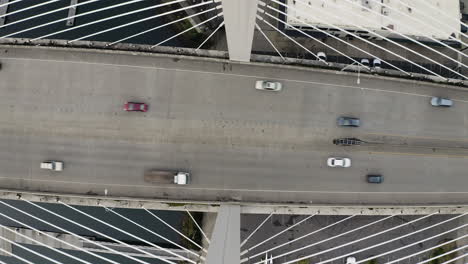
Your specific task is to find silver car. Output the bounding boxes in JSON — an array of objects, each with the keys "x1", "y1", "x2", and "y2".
[
  {"x1": 430, "y1": 97, "x2": 453, "y2": 107},
  {"x1": 255, "y1": 80, "x2": 282, "y2": 92},
  {"x1": 337, "y1": 117, "x2": 360, "y2": 127}
]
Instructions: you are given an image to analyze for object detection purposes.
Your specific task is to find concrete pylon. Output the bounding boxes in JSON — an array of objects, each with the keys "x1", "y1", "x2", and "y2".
[
  {"x1": 220, "y1": 0, "x2": 259, "y2": 62},
  {"x1": 205, "y1": 204, "x2": 241, "y2": 264}
]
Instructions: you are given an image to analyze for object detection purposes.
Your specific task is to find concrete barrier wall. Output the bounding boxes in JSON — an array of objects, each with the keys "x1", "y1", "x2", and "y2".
[
  {"x1": 0, "y1": 38, "x2": 466, "y2": 88},
  {"x1": 1, "y1": 190, "x2": 467, "y2": 215}
]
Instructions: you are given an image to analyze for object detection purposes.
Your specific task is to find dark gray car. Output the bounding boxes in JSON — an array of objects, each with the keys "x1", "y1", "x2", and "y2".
[
  {"x1": 367, "y1": 175, "x2": 383, "y2": 183},
  {"x1": 337, "y1": 117, "x2": 360, "y2": 127}
]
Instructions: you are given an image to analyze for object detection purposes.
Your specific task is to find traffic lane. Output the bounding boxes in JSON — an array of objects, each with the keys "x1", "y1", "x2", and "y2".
[
  {"x1": 0, "y1": 58, "x2": 330, "y2": 127},
  {"x1": 1, "y1": 59, "x2": 468, "y2": 156},
  {"x1": 155, "y1": 69, "x2": 337, "y2": 127},
  {"x1": 0, "y1": 59, "x2": 344, "y2": 151},
  {"x1": 0, "y1": 61, "x2": 160, "y2": 117},
  {"x1": 7, "y1": 107, "x2": 468, "y2": 182},
  {"x1": 5, "y1": 46, "x2": 468, "y2": 103},
  {"x1": 157, "y1": 65, "x2": 468, "y2": 140},
  {"x1": 301, "y1": 81, "x2": 468, "y2": 140},
  {"x1": 224, "y1": 62, "x2": 468, "y2": 102},
  {"x1": 354, "y1": 151, "x2": 467, "y2": 192},
  {"x1": 358, "y1": 89, "x2": 467, "y2": 139},
  {"x1": 164, "y1": 70, "x2": 468, "y2": 142},
  {"x1": 0, "y1": 129, "x2": 466, "y2": 194},
  {"x1": 0, "y1": 68, "x2": 466, "y2": 155},
  {"x1": 2, "y1": 52, "x2": 468, "y2": 141},
  {"x1": 0, "y1": 132, "x2": 466, "y2": 204}
]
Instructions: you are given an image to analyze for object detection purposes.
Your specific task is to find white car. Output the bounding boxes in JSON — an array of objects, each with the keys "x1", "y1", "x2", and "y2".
[
  {"x1": 373, "y1": 58, "x2": 381, "y2": 68},
  {"x1": 40, "y1": 161, "x2": 64, "y2": 171},
  {"x1": 255, "y1": 80, "x2": 282, "y2": 92},
  {"x1": 346, "y1": 256, "x2": 357, "y2": 264},
  {"x1": 317, "y1": 51, "x2": 327, "y2": 62},
  {"x1": 327, "y1": 157, "x2": 351, "y2": 168},
  {"x1": 361, "y1": 58, "x2": 370, "y2": 67}
]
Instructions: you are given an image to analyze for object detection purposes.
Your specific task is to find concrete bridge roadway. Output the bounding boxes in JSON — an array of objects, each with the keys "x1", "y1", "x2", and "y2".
[{"x1": 0, "y1": 46, "x2": 467, "y2": 205}]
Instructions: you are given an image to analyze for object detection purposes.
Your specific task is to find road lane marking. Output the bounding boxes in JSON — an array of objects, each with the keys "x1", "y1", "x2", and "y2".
[
  {"x1": 0, "y1": 177, "x2": 467, "y2": 193},
  {"x1": 359, "y1": 150, "x2": 468, "y2": 158},
  {"x1": 363, "y1": 132, "x2": 468, "y2": 143},
  {"x1": 3, "y1": 56, "x2": 468, "y2": 103}
]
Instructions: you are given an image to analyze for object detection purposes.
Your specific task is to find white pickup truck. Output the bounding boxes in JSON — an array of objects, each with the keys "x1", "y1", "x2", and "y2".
[
  {"x1": 144, "y1": 170, "x2": 189, "y2": 185},
  {"x1": 40, "y1": 161, "x2": 64, "y2": 171}
]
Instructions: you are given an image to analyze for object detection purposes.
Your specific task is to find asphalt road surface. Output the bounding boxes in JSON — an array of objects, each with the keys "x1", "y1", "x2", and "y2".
[{"x1": 0, "y1": 47, "x2": 467, "y2": 204}]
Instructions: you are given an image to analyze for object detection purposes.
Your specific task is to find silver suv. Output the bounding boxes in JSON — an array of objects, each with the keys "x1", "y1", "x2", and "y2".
[
  {"x1": 337, "y1": 117, "x2": 360, "y2": 127},
  {"x1": 430, "y1": 97, "x2": 453, "y2": 107}
]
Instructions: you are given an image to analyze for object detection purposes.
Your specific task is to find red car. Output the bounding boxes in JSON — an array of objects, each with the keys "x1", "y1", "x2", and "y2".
[{"x1": 124, "y1": 102, "x2": 148, "y2": 112}]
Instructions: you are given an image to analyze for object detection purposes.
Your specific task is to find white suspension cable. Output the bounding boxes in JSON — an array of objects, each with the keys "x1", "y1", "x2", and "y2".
[
  {"x1": 197, "y1": 21, "x2": 224, "y2": 50},
  {"x1": 0, "y1": 0, "x2": 60, "y2": 19},
  {"x1": 0, "y1": 247, "x2": 35, "y2": 264},
  {"x1": 242, "y1": 215, "x2": 354, "y2": 262},
  {"x1": 366, "y1": 0, "x2": 468, "y2": 57},
  {"x1": 143, "y1": 208, "x2": 206, "y2": 253},
  {"x1": 256, "y1": 15, "x2": 321, "y2": 61},
  {"x1": 241, "y1": 212, "x2": 274, "y2": 248},
  {"x1": 60, "y1": 202, "x2": 189, "y2": 264},
  {"x1": 391, "y1": 0, "x2": 468, "y2": 43},
  {"x1": 151, "y1": 12, "x2": 223, "y2": 48},
  {"x1": 0, "y1": 211, "x2": 101, "y2": 264},
  {"x1": 352, "y1": 0, "x2": 468, "y2": 66},
  {"x1": 255, "y1": 23, "x2": 285, "y2": 61},
  {"x1": 102, "y1": 206, "x2": 203, "y2": 260},
  {"x1": 0, "y1": 235, "x2": 64, "y2": 264},
  {"x1": 252, "y1": 215, "x2": 396, "y2": 264},
  {"x1": 0, "y1": 0, "x2": 25, "y2": 9},
  {"x1": 186, "y1": 210, "x2": 210, "y2": 244},
  {"x1": 260, "y1": 5, "x2": 372, "y2": 70},
  {"x1": 0, "y1": 0, "x2": 103, "y2": 31},
  {"x1": 68, "y1": 1, "x2": 213, "y2": 43},
  {"x1": 293, "y1": 0, "x2": 453, "y2": 79},
  {"x1": 269, "y1": 0, "x2": 437, "y2": 78},
  {"x1": 107, "y1": 6, "x2": 219, "y2": 46},
  {"x1": 435, "y1": 253, "x2": 468, "y2": 264},
  {"x1": 242, "y1": 213, "x2": 318, "y2": 257},
  {"x1": 263, "y1": 1, "x2": 410, "y2": 74},
  {"x1": 32, "y1": 0, "x2": 185, "y2": 42},
  {"x1": 329, "y1": 0, "x2": 467, "y2": 79},
  {"x1": 413, "y1": 0, "x2": 468, "y2": 32},
  {"x1": 280, "y1": 213, "x2": 437, "y2": 264},
  {"x1": 417, "y1": 247, "x2": 467, "y2": 264},
  {"x1": 289, "y1": 213, "x2": 466, "y2": 264},
  {"x1": 0, "y1": 200, "x2": 121, "y2": 264},
  {"x1": 0, "y1": 223, "x2": 95, "y2": 264},
  {"x1": 395, "y1": 239, "x2": 468, "y2": 264},
  {"x1": 24, "y1": 200, "x2": 158, "y2": 264},
  {"x1": 356, "y1": 223, "x2": 468, "y2": 263}
]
